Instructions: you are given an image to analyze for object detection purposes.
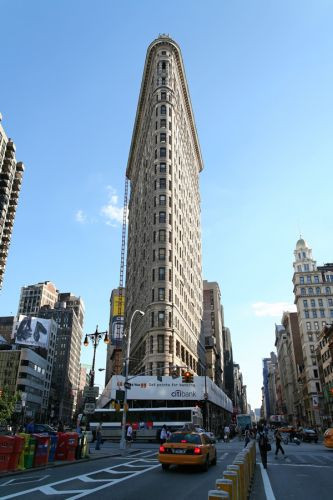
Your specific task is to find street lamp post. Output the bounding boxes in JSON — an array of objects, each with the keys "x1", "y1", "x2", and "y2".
[
  {"x1": 83, "y1": 326, "x2": 109, "y2": 388},
  {"x1": 119, "y1": 309, "x2": 145, "y2": 451}
]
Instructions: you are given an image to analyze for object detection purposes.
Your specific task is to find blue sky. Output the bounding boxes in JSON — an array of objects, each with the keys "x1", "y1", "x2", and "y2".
[{"x1": 1, "y1": 0, "x2": 333, "y2": 409}]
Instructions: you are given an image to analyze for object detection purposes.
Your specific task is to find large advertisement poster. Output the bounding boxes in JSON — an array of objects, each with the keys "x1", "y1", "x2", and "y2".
[
  {"x1": 14, "y1": 315, "x2": 51, "y2": 348},
  {"x1": 112, "y1": 296, "x2": 125, "y2": 317},
  {"x1": 108, "y1": 375, "x2": 233, "y2": 413}
]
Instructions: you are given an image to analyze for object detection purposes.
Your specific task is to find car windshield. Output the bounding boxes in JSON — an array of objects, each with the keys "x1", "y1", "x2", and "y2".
[{"x1": 168, "y1": 433, "x2": 202, "y2": 444}]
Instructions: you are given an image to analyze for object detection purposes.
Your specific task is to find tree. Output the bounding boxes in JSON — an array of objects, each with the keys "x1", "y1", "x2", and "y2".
[{"x1": 0, "y1": 388, "x2": 20, "y2": 425}]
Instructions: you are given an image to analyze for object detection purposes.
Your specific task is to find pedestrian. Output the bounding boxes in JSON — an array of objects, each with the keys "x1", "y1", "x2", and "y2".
[
  {"x1": 166, "y1": 427, "x2": 171, "y2": 440},
  {"x1": 26, "y1": 419, "x2": 35, "y2": 434},
  {"x1": 95, "y1": 423, "x2": 102, "y2": 450},
  {"x1": 160, "y1": 424, "x2": 168, "y2": 444},
  {"x1": 258, "y1": 425, "x2": 270, "y2": 469},
  {"x1": 244, "y1": 426, "x2": 250, "y2": 447},
  {"x1": 274, "y1": 429, "x2": 286, "y2": 458},
  {"x1": 126, "y1": 423, "x2": 133, "y2": 447},
  {"x1": 224, "y1": 424, "x2": 230, "y2": 442}
]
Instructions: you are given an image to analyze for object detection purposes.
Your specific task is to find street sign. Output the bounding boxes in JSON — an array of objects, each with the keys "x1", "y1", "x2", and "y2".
[
  {"x1": 14, "y1": 402, "x2": 22, "y2": 413},
  {"x1": 84, "y1": 402, "x2": 96, "y2": 414},
  {"x1": 83, "y1": 386, "x2": 99, "y2": 398},
  {"x1": 124, "y1": 382, "x2": 131, "y2": 390},
  {"x1": 116, "y1": 389, "x2": 125, "y2": 402}
]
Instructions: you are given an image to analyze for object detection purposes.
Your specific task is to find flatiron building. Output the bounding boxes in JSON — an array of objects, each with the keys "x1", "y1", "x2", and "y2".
[{"x1": 125, "y1": 35, "x2": 204, "y2": 377}]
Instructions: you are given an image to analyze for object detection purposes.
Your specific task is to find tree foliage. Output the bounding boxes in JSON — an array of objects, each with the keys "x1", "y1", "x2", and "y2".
[{"x1": 0, "y1": 388, "x2": 20, "y2": 424}]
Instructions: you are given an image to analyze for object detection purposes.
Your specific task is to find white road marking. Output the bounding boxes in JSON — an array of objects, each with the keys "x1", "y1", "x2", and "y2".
[
  {"x1": 0, "y1": 475, "x2": 50, "y2": 487},
  {"x1": 220, "y1": 452, "x2": 228, "y2": 460},
  {"x1": 1, "y1": 457, "x2": 160, "y2": 500},
  {"x1": 259, "y1": 463, "x2": 276, "y2": 500},
  {"x1": 267, "y1": 463, "x2": 330, "y2": 468}
]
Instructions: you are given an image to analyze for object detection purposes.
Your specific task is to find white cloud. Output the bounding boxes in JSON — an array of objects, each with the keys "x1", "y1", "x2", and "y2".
[
  {"x1": 101, "y1": 186, "x2": 123, "y2": 225},
  {"x1": 75, "y1": 210, "x2": 87, "y2": 224},
  {"x1": 252, "y1": 301, "x2": 296, "y2": 318}
]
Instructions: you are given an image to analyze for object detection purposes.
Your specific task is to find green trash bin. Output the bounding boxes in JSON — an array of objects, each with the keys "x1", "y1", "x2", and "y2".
[
  {"x1": 81, "y1": 433, "x2": 89, "y2": 458},
  {"x1": 18, "y1": 433, "x2": 30, "y2": 470},
  {"x1": 24, "y1": 436, "x2": 37, "y2": 469}
]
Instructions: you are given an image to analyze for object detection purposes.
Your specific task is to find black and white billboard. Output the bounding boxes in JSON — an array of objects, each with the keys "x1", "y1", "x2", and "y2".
[{"x1": 14, "y1": 315, "x2": 51, "y2": 348}]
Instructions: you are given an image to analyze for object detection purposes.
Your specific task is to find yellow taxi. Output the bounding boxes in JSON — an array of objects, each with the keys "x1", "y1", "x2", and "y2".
[
  {"x1": 324, "y1": 428, "x2": 333, "y2": 449},
  {"x1": 158, "y1": 430, "x2": 217, "y2": 471}
]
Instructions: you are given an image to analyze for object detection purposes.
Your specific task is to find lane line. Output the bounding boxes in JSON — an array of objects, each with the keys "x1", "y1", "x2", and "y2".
[
  {"x1": 266, "y1": 463, "x2": 331, "y2": 468},
  {"x1": 0, "y1": 458, "x2": 158, "y2": 500},
  {"x1": 259, "y1": 463, "x2": 276, "y2": 500}
]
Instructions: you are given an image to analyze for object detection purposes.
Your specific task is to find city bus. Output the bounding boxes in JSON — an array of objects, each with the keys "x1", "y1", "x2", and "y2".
[{"x1": 88, "y1": 406, "x2": 203, "y2": 442}]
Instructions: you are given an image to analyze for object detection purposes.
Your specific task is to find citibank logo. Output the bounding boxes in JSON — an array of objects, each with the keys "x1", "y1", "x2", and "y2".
[{"x1": 171, "y1": 390, "x2": 196, "y2": 398}]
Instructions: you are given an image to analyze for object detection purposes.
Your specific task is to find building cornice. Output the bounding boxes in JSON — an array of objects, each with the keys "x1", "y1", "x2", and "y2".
[{"x1": 126, "y1": 36, "x2": 203, "y2": 179}]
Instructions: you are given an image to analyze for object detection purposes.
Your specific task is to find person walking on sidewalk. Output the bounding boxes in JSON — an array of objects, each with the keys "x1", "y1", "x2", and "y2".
[
  {"x1": 274, "y1": 429, "x2": 286, "y2": 458},
  {"x1": 126, "y1": 423, "x2": 133, "y2": 447},
  {"x1": 95, "y1": 423, "x2": 102, "y2": 450},
  {"x1": 258, "y1": 425, "x2": 270, "y2": 469}
]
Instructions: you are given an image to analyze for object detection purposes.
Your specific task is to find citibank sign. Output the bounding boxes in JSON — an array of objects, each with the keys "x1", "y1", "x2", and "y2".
[{"x1": 171, "y1": 389, "x2": 197, "y2": 398}]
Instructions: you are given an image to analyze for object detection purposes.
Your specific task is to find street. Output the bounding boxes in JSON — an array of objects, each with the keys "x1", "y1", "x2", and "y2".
[{"x1": 0, "y1": 439, "x2": 332, "y2": 499}]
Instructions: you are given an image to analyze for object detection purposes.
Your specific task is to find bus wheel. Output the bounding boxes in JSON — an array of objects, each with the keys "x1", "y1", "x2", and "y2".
[{"x1": 162, "y1": 464, "x2": 169, "y2": 471}]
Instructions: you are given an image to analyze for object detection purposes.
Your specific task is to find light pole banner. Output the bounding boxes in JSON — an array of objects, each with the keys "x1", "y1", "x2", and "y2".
[{"x1": 107, "y1": 375, "x2": 233, "y2": 413}]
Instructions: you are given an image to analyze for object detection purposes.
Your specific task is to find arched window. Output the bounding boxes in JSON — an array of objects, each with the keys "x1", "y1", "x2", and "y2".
[
  {"x1": 326, "y1": 287, "x2": 331, "y2": 294},
  {"x1": 159, "y1": 212, "x2": 166, "y2": 223},
  {"x1": 316, "y1": 287, "x2": 321, "y2": 294},
  {"x1": 161, "y1": 105, "x2": 166, "y2": 115},
  {"x1": 308, "y1": 287, "x2": 313, "y2": 295},
  {"x1": 301, "y1": 288, "x2": 306, "y2": 295}
]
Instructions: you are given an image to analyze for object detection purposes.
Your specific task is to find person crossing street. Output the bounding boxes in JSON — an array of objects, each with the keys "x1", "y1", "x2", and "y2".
[{"x1": 275, "y1": 429, "x2": 286, "y2": 458}]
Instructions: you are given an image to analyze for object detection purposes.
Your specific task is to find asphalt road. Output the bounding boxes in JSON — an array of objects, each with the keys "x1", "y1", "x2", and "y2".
[
  {"x1": 0, "y1": 442, "x2": 239, "y2": 500},
  {"x1": 0, "y1": 439, "x2": 332, "y2": 499},
  {"x1": 252, "y1": 439, "x2": 333, "y2": 500}
]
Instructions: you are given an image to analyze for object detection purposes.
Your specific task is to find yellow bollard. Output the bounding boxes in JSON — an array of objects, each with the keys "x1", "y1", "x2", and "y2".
[
  {"x1": 237, "y1": 452, "x2": 250, "y2": 494},
  {"x1": 227, "y1": 465, "x2": 241, "y2": 500},
  {"x1": 232, "y1": 460, "x2": 246, "y2": 500},
  {"x1": 223, "y1": 470, "x2": 238, "y2": 500},
  {"x1": 242, "y1": 450, "x2": 253, "y2": 494},
  {"x1": 216, "y1": 478, "x2": 233, "y2": 499},
  {"x1": 208, "y1": 490, "x2": 230, "y2": 499}
]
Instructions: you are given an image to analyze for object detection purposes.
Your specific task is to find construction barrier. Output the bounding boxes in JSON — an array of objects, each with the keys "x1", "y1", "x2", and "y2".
[
  {"x1": 208, "y1": 490, "x2": 230, "y2": 499},
  {"x1": 216, "y1": 478, "x2": 233, "y2": 498},
  {"x1": 211, "y1": 440, "x2": 256, "y2": 500}
]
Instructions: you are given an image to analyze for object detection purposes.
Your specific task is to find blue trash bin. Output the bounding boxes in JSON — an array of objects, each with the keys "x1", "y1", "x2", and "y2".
[{"x1": 48, "y1": 434, "x2": 58, "y2": 462}]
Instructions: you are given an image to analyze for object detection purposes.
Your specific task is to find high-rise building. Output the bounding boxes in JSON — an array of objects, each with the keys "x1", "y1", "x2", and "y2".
[
  {"x1": 202, "y1": 281, "x2": 224, "y2": 388},
  {"x1": 124, "y1": 35, "x2": 203, "y2": 377},
  {"x1": 222, "y1": 326, "x2": 234, "y2": 401},
  {"x1": 38, "y1": 294, "x2": 84, "y2": 423},
  {"x1": 18, "y1": 281, "x2": 58, "y2": 316},
  {"x1": 0, "y1": 114, "x2": 25, "y2": 289},
  {"x1": 17, "y1": 283, "x2": 84, "y2": 421},
  {"x1": 292, "y1": 237, "x2": 333, "y2": 425}
]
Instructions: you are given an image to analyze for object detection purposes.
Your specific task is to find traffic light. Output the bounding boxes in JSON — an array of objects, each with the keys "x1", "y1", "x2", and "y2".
[
  {"x1": 182, "y1": 371, "x2": 193, "y2": 383},
  {"x1": 329, "y1": 387, "x2": 333, "y2": 397}
]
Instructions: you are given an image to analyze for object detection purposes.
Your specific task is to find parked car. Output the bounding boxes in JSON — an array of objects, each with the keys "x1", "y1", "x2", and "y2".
[
  {"x1": 299, "y1": 428, "x2": 318, "y2": 443},
  {"x1": 324, "y1": 428, "x2": 333, "y2": 449},
  {"x1": 33, "y1": 424, "x2": 57, "y2": 435}
]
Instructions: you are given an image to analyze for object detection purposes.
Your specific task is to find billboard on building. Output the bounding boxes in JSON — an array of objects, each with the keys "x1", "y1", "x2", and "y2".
[
  {"x1": 13, "y1": 315, "x2": 51, "y2": 348},
  {"x1": 107, "y1": 375, "x2": 233, "y2": 413},
  {"x1": 112, "y1": 295, "x2": 125, "y2": 317}
]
